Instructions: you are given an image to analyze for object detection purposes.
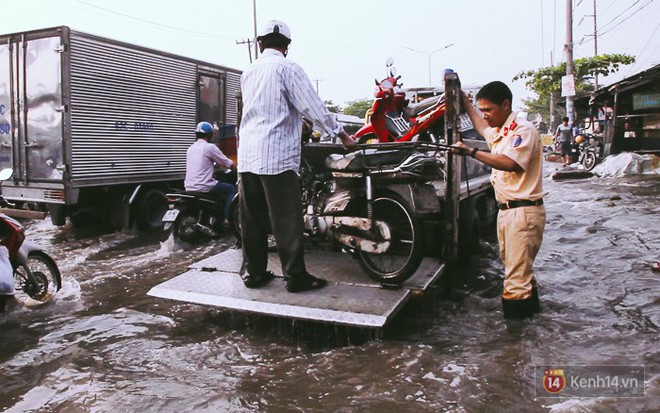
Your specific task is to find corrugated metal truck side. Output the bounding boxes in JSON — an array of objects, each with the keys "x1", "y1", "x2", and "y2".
[{"x1": 0, "y1": 26, "x2": 241, "y2": 229}]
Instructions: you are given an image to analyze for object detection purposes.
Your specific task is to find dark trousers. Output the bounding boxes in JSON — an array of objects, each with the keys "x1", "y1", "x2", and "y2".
[
  {"x1": 238, "y1": 171, "x2": 307, "y2": 280},
  {"x1": 208, "y1": 181, "x2": 237, "y2": 221}
]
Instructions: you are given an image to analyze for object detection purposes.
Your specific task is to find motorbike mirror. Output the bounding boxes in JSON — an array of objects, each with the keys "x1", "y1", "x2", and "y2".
[
  {"x1": 389, "y1": 66, "x2": 397, "y2": 77},
  {"x1": 0, "y1": 168, "x2": 13, "y2": 181},
  {"x1": 385, "y1": 57, "x2": 394, "y2": 67}
]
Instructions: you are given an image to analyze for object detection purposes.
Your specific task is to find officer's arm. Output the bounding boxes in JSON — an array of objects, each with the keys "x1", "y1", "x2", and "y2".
[
  {"x1": 451, "y1": 141, "x2": 522, "y2": 172},
  {"x1": 473, "y1": 151, "x2": 523, "y2": 172},
  {"x1": 460, "y1": 92, "x2": 488, "y2": 137}
]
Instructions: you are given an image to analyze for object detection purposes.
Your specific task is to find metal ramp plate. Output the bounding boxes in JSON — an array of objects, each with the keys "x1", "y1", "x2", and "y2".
[{"x1": 148, "y1": 248, "x2": 444, "y2": 328}]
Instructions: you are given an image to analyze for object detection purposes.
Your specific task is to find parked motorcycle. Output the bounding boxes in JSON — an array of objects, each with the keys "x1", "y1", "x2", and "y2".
[
  {"x1": 162, "y1": 171, "x2": 238, "y2": 243},
  {"x1": 355, "y1": 59, "x2": 448, "y2": 144},
  {"x1": 0, "y1": 169, "x2": 62, "y2": 305},
  {"x1": 574, "y1": 131, "x2": 602, "y2": 171},
  {"x1": 296, "y1": 142, "x2": 446, "y2": 284}
]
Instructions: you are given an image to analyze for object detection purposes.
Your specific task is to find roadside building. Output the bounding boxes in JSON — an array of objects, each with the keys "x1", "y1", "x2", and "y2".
[{"x1": 589, "y1": 64, "x2": 660, "y2": 155}]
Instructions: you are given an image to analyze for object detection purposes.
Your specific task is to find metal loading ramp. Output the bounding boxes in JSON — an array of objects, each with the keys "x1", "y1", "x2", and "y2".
[{"x1": 148, "y1": 248, "x2": 444, "y2": 328}]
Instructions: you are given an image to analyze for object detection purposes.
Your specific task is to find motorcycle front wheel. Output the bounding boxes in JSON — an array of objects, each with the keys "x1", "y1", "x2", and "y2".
[
  {"x1": 14, "y1": 251, "x2": 62, "y2": 303},
  {"x1": 582, "y1": 151, "x2": 598, "y2": 171},
  {"x1": 357, "y1": 195, "x2": 423, "y2": 284}
]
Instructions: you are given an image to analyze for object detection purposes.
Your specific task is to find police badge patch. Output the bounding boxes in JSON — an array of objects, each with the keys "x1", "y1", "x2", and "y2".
[{"x1": 512, "y1": 135, "x2": 523, "y2": 147}]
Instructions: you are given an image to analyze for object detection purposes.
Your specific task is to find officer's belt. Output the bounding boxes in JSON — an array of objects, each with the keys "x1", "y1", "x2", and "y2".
[{"x1": 497, "y1": 199, "x2": 544, "y2": 210}]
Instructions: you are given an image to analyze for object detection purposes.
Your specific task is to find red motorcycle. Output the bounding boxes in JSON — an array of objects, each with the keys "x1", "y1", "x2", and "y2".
[
  {"x1": 355, "y1": 59, "x2": 447, "y2": 144},
  {"x1": 0, "y1": 169, "x2": 61, "y2": 308}
]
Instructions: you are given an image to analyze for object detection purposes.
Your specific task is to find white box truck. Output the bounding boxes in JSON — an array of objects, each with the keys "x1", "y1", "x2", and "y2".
[{"x1": 0, "y1": 26, "x2": 241, "y2": 229}]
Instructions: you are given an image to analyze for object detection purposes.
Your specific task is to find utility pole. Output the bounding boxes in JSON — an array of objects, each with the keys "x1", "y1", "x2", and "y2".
[
  {"x1": 565, "y1": 0, "x2": 575, "y2": 122},
  {"x1": 593, "y1": 0, "x2": 598, "y2": 90},
  {"x1": 236, "y1": 39, "x2": 253, "y2": 63},
  {"x1": 550, "y1": 51, "x2": 556, "y2": 132},
  {"x1": 252, "y1": 0, "x2": 258, "y2": 61},
  {"x1": 314, "y1": 79, "x2": 322, "y2": 94}
]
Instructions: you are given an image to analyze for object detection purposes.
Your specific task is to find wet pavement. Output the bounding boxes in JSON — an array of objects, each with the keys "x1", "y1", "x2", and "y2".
[{"x1": 1, "y1": 161, "x2": 658, "y2": 412}]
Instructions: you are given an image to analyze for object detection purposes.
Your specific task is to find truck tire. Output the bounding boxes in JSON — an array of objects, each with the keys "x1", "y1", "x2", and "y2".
[
  {"x1": 458, "y1": 209, "x2": 480, "y2": 261},
  {"x1": 137, "y1": 189, "x2": 168, "y2": 231}
]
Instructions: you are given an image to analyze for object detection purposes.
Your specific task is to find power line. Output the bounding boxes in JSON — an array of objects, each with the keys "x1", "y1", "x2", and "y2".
[
  {"x1": 626, "y1": 21, "x2": 660, "y2": 75},
  {"x1": 597, "y1": 0, "x2": 654, "y2": 35},
  {"x1": 55, "y1": 0, "x2": 238, "y2": 40},
  {"x1": 598, "y1": 0, "x2": 656, "y2": 37}
]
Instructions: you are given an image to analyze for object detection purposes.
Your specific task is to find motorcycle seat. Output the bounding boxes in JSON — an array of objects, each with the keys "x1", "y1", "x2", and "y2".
[
  {"x1": 179, "y1": 191, "x2": 224, "y2": 204},
  {"x1": 325, "y1": 149, "x2": 414, "y2": 172},
  {"x1": 404, "y1": 95, "x2": 443, "y2": 118}
]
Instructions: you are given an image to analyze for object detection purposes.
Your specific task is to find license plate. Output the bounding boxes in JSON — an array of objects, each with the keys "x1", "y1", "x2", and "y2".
[{"x1": 162, "y1": 209, "x2": 180, "y2": 222}]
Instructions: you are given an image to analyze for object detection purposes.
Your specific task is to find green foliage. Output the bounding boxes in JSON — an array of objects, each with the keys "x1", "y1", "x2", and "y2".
[
  {"x1": 514, "y1": 54, "x2": 634, "y2": 127},
  {"x1": 513, "y1": 54, "x2": 635, "y2": 96},
  {"x1": 342, "y1": 98, "x2": 373, "y2": 119},
  {"x1": 324, "y1": 100, "x2": 341, "y2": 113}
]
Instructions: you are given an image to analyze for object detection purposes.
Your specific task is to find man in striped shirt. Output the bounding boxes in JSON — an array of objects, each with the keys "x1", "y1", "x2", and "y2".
[{"x1": 238, "y1": 19, "x2": 355, "y2": 292}]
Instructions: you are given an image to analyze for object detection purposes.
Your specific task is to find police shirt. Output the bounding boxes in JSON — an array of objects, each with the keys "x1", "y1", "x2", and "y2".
[{"x1": 484, "y1": 113, "x2": 545, "y2": 203}]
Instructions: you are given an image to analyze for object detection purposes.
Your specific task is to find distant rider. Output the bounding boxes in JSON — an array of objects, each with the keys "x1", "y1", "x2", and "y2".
[
  {"x1": 554, "y1": 117, "x2": 573, "y2": 166},
  {"x1": 184, "y1": 121, "x2": 236, "y2": 228}
]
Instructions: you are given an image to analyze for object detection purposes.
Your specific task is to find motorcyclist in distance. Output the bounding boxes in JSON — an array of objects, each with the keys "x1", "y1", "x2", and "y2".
[{"x1": 184, "y1": 121, "x2": 237, "y2": 228}]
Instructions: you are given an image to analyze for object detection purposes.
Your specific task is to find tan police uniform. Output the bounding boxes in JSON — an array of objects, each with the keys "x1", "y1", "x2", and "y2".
[{"x1": 484, "y1": 113, "x2": 546, "y2": 301}]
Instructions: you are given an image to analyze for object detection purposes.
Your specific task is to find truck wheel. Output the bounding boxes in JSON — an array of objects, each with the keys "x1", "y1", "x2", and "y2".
[
  {"x1": 137, "y1": 189, "x2": 168, "y2": 231},
  {"x1": 458, "y1": 209, "x2": 480, "y2": 261}
]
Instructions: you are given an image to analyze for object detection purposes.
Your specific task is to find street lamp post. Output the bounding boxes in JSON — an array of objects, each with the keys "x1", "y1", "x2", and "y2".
[{"x1": 405, "y1": 43, "x2": 454, "y2": 86}]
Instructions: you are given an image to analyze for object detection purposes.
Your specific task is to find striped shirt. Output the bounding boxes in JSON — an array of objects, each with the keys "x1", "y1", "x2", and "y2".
[{"x1": 238, "y1": 49, "x2": 343, "y2": 174}]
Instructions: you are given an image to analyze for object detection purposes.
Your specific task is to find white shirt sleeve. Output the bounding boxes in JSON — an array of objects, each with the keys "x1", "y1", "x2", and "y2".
[{"x1": 284, "y1": 64, "x2": 343, "y2": 137}]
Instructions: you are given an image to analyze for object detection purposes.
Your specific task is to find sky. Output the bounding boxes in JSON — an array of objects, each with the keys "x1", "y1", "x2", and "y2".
[{"x1": 4, "y1": 0, "x2": 659, "y2": 111}]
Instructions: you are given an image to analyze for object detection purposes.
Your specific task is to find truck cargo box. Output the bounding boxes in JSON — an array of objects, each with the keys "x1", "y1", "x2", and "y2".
[{"x1": 0, "y1": 26, "x2": 242, "y2": 228}]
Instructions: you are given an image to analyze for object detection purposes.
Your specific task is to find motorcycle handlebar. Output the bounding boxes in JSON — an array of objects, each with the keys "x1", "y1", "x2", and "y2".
[{"x1": 352, "y1": 141, "x2": 451, "y2": 151}]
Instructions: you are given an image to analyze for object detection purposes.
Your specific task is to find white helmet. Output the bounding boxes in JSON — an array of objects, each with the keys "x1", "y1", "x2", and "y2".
[{"x1": 257, "y1": 19, "x2": 291, "y2": 41}]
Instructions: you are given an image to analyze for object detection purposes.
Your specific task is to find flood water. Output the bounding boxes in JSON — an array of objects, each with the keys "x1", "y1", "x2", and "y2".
[{"x1": 1, "y1": 161, "x2": 658, "y2": 412}]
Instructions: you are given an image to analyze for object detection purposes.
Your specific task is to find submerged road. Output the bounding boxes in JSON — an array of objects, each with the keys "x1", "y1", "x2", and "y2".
[{"x1": 1, "y1": 161, "x2": 658, "y2": 412}]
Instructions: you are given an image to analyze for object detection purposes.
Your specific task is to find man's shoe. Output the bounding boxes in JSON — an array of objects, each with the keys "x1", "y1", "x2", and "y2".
[
  {"x1": 502, "y1": 297, "x2": 536, "y2": 319},
  {"x1": 285, "y1": 274, "x2": 327, "y2": 293},
  {"x1": 243, "y1": 271, "x2": 275, "y2": 288}
]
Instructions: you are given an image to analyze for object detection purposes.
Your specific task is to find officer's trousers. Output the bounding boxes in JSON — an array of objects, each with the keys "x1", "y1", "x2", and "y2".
[{"x1": 497, "y1": 205, "x2": 546, "y2": 300}]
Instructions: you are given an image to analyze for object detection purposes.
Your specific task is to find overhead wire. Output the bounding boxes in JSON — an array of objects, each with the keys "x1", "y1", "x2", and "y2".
[
  {"x1": 625, "y1": 21, "x2": 660, "y2": 75},
  {"x1": 53, "y1": 0, "x2": 239, "y2": 40},
  {"x1": 597, "y1": 0, "x2": 655, "y2": 36}
]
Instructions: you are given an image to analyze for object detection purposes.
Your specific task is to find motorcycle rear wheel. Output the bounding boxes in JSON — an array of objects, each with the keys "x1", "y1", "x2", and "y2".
[
  {"x1": 582, "y1": 151, "x2": 598, "y2": 171},
  {"x1": 357, "y1": 195, "x2": 423, "y2": 284},
  {"x1": 14, "y1": 251, "x2": 62, "y2": 303},
  {"x1": 173, "y1": 210, "x2": 201, "y2": 243}
]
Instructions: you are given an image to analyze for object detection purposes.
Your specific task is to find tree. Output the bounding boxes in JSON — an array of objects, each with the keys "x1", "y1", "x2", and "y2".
[
  {"x1": 342, "y1": 98, "x2": 373, "y2": 119},
  {"x1": 514, "y1": 54, "x2": 635, "y2": 128},
  {"x1": 324, "y1": 100, "x2": 341, "y2": 113}
]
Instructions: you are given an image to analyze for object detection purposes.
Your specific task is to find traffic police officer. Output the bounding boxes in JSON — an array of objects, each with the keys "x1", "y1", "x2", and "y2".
[{"x1": 452, "y1": 81, "x2": 546, "y2": 319}]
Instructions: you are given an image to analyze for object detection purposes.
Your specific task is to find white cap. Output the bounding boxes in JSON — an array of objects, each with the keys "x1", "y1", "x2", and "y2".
[{"x1": 258, "y1": 19, "x2": 291, "y2": 41}]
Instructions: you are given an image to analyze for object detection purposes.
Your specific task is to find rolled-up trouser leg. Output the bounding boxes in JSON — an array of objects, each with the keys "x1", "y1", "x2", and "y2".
[{"x1": 497, "y1": 205, "x2": 546, "y2": 317}]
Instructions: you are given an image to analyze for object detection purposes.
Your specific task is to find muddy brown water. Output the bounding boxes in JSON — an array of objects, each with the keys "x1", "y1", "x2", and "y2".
[{"x1": 1, "y1": 162, "x2": 658, "y2": 412}]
